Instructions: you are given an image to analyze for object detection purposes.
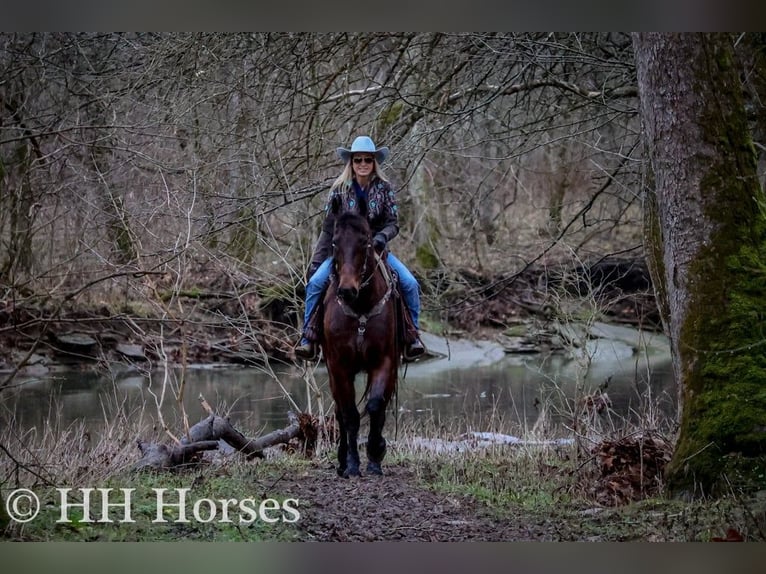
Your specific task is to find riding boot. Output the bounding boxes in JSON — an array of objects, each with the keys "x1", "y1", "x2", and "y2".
[
  {"x1": 294, "y1": 301, "x2": 323, "y2": 361},
  {"x1": 294, "y1": 339, "x2": 317, "y2": 360},
  {"x1": 400, "y1": 301, "x2": 426, "y2": 361},
  {"x1": 404, "y1": 337, "x2": 426, "y2": 361}
]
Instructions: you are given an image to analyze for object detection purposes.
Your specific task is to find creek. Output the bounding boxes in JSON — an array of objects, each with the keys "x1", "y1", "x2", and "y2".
[{"x1": 2, "y1": 323, "x2": 676, "y2": 439}]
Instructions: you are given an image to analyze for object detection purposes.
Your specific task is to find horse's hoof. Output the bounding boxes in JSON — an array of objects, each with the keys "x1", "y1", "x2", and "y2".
[
  {"x1": 343, "y1": 467, "x2": 361, "y2": 478},
  {"x1": 336, "y1": 466, "x2": 346, "y2": 477},
  {"x1": 366, "y1": 462, "x2": 383, "y2": 475}
]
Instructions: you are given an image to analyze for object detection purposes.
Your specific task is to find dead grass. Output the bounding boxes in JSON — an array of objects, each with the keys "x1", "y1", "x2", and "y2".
[{"x1": 3, "y1": 394, "x2": 765, "y2": 541}]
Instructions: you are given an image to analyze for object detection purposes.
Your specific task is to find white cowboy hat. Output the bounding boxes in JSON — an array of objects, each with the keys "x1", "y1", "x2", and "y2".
[{"x1": 336, "y1": 135, "x2": 390, "y2": 164}]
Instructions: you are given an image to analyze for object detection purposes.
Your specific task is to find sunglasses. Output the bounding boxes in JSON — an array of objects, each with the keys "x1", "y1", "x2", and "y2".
[{"x1": 352, "y1": 157, "x2": 375, "y2": 165}]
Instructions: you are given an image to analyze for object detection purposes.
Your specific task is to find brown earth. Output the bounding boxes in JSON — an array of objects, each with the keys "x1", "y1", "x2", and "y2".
[
  {"x1": 258, "y1": 422, "x2": 677, "y2": 542},
  {"x1": 260, "y1": 449, "x2": 718, "y2": 543},
  {"x1": 270, "y1": 461, "x2": 541, "y2": 541}
]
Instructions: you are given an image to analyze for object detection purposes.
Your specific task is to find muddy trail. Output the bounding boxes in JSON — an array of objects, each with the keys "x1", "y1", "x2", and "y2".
[
  {"x1": 261, "y1": 453, "x2": 699, "y2": 542},
  {"x1": 270, "y1": 462, "x2": 539, "y2": 542}
]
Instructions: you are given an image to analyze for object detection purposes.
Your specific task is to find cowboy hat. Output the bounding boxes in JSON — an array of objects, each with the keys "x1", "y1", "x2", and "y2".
[{"x1": 336, "y1": 136, "x2": 390, "y2": 164}]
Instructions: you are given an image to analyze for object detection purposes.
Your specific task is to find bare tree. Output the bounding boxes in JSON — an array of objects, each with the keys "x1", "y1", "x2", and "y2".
[{"x1": 0, "y1": 32, "x2": 646, "y2": 383}]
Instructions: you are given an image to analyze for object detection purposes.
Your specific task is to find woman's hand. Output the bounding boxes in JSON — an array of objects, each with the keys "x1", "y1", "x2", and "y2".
[{"x1": 373, "y1": 233, "x2": 387, "y2": 253}]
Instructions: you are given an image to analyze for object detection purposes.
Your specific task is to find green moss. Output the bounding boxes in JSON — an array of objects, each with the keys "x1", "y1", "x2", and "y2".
[
  {"x1": 376, "y1": 100, "x2": 404, "y2": 134},
  {"x1": 228, "y1": 207, "x2": 260, "y2": 263},
  {"x1": 418, "y1": 314, "x2": 447, "y2": 335},
  {"x1": 113, "y1": 222, "x2": 137, "y2": 263},
  {"x1": 415, "y1": 242, "x2": 440, "y2": 271},
  {"x1": 668, "y1": 244, "x2": 766, "y2": 495},
  {"x1": 666, "y1": 144, "x2": 766, "y2": 495},
  {"x1": 663, "y1": 36, "x2": 766, "y2": 498},
  {"x1": 158, "y1": 288, "x2": 203, "y2": 302},
  {"x1": 503, "y1": 323, "x2": 529, "y2": 337},
  {"x1": 643, "y1": 183, "x2": 670, "y2": 330}
]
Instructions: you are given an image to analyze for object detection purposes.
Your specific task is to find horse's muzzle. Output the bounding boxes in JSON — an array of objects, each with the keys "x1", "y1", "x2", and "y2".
[{"x1": 337, "y1": 285, "x2": 359, "y2": 302}]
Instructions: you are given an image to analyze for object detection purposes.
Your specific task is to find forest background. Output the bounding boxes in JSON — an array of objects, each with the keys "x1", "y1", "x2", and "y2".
[{"x1": 0, "y1": 32, "x2": 668, "y2": 365}]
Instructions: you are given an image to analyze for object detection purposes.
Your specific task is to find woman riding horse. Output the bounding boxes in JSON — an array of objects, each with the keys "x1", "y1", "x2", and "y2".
[
  {"x1": 322, "y1": 197, "x2": 398, "y2": 476},
  {"x1": 294, "y1": 135, "x2": 425, "y2": 361}
]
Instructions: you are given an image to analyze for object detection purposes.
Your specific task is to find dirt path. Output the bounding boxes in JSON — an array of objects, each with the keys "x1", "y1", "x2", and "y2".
[{"x1": 271, "y1": 461, "x2": 540, "y2": 542}]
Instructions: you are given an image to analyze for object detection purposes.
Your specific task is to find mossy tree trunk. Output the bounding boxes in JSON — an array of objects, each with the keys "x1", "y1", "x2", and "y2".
[{"x1": 633, "y1": 33, "x2": 766, "y2": 498}]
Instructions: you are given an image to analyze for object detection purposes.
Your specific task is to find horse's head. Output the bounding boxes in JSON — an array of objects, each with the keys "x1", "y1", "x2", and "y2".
[{"x1": 332, "y1": 195, "x2": 372, "y2": 303}]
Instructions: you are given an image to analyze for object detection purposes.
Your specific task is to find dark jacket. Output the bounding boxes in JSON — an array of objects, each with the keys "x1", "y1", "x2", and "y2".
[{"x1": 309, "y1": 176, "x2": 399, "y2": 275}]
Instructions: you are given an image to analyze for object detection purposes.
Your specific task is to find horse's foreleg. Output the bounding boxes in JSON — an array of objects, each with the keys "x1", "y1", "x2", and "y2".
[
  {"x1": 365, "y1": 396, "x2": 387, "y2": 475},
  {"x1": 335, "y1": 404, "x2": 348, "y2": 477},
  {"x1": 342, "y1": 403, "x2": 361, "y2": 477},
  {"x1": 365, "y1": 365, "x2": 396, "y2": 475}
]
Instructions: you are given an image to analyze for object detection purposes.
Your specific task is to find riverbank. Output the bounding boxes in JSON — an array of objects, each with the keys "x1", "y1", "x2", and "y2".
[
  {"x1": 0, "y1": 258, "x2": 662, "y2": 383},
  {"x1": 3, "y1": 424, "x2": 762, "y2": 541}
]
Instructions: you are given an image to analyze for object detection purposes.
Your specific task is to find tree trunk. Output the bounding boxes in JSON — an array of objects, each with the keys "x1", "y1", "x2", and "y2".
[
  {"x1": 5, "y1": 143, "x2": 35, "y2": 278},
  {"x1": 134, "y1": 411, "x2": 305, "y2": 471},
  {"x1": 633, "y1": 32, "x2": 766, "y2": 497}
]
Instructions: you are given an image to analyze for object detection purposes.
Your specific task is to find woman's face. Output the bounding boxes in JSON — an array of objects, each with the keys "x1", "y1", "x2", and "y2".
[{"x1": 351, "y1": 153, "x2": 375, "y2": 179}]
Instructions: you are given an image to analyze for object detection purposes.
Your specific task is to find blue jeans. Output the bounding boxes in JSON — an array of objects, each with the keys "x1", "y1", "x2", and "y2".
[{"x1": 302, "y1": 253, "x2": 420, "y2": 342}]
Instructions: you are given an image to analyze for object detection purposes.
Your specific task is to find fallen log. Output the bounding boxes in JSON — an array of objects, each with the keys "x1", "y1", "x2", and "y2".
[{"x1": 135, "y1": 410, "x2": 303, "y2": 471}]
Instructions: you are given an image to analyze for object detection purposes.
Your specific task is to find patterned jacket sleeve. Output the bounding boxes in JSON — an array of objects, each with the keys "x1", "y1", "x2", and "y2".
[
  {"x1": 371, "y1": 181, "x2": 400, "y2": 244},
  {"x1": 308, "y1": 191, "x2": 339, "y2": 274}
]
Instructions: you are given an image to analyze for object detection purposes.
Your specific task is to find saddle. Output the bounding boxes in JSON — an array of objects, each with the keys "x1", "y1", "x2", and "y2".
[{"x1": 303, "y1": 262, "x2": 419, "y2": 353}]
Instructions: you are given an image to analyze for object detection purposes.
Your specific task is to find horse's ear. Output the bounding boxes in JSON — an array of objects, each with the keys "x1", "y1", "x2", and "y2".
[{"x1": 357, "y1": 195, "x2": 368, "y2": 218}]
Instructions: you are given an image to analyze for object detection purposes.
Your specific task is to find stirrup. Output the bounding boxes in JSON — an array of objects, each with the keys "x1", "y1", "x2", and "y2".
[
  {"x1": 403, "y1": 338, "x2": 426, "y2": 362},
  {"x1": 294, "y1": 341, "x2": 318, "y2": 361}
]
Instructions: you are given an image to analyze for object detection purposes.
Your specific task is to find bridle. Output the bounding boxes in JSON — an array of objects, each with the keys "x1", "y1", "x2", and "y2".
[
  {"x1": 332, "y1": 241, "x2": 394, "y2": 346},
  {"x1": 332, "y1": 239, "x2": 374, "y2": 289},
  {"x1": 357, "y1": 241, "x2": 376, "y2": 291}
]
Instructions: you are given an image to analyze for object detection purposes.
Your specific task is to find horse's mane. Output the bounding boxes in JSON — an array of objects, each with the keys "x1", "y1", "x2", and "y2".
[{"x1": 335, "y1": 210, "x2": 370, "y2": 236}]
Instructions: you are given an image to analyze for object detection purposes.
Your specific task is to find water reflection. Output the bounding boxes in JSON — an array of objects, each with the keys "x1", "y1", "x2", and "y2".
[{"x1": 1, "y1": 350, "x2": 676, "y2": 437}]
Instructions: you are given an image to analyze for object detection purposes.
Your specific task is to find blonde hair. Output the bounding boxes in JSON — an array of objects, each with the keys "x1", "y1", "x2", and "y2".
[{"x1": 330, "y1": 158, "x2": 390, "y2": 193}]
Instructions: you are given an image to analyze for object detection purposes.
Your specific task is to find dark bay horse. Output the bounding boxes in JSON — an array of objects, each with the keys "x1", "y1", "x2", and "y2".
[{"x1": 320, "y1": 196, "x2": 399, "y2": 477}]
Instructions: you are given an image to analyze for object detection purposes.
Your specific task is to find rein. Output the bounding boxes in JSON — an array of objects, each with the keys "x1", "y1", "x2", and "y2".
[
  {"x1": 357, "y1": 243, "x2": 375, "y2": 291},
  {"x1": 335, "y1": 251, "x2": 394, "y2": 346}
]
